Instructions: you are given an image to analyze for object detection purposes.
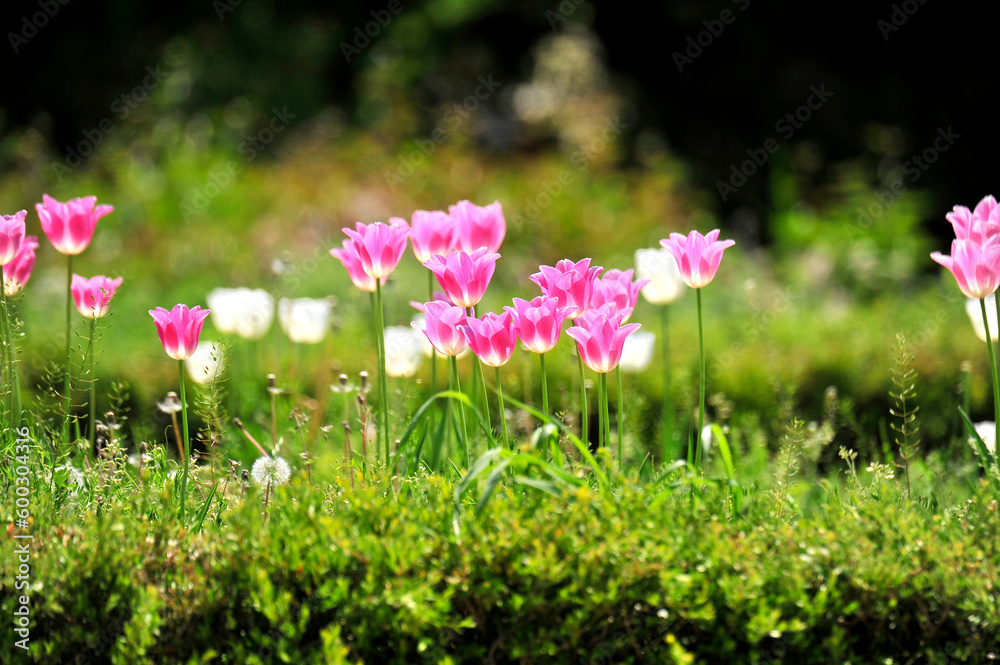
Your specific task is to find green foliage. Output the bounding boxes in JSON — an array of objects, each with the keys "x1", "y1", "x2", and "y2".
[
  {"x1": 890, "y1": 333, "x2": 921, "y2": 499},
  {"x1": 2, "y1": 459, "x2": 998, "y2": 664}
]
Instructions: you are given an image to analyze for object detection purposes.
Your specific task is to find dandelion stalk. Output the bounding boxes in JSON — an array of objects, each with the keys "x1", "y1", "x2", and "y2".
[
  {"x1": 495, "y1": 366, "x2": 509, "y2": 448},
  {"x1": 981, "y1": 298, "x2": 1000, "y2": 449}
]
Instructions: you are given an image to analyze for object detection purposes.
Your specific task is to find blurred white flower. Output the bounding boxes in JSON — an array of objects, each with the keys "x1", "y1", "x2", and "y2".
[
  {"x1": 619, "y1": 330, "x2": 655, "y2": 374},
  {"x1": 384, "y1": 326, "x2": 424, "y2": 378},
  {"x1": 635, "y1": 247, "x2": 685, "y2": 305},
  {"x1": 973, "y1": 421, "x2": 997, "y2": 455},
  {"x1": 157, "y1": 391, "x2": 183, "y2": 414},
  {"x1": 701, "y1": 424, "x2": 713, "y2": 456},
  {"x1": 207, "y1": 288, "x2": 275, "y2": 340},
  {"x1": 184, "y1": 340, "x2": 226, "y2": 385},
  {"x1": 278, "y1": 297, "x2": 332, "y2": 344},
  {"x1": 54, "y1": 464, "x2": 85, "y2": 491},
  {"x1": 965, "y1": 296, "x2": 999, "y2": 343},
  {"x1": 251, "y1": 456, "x2": 291, "y2": 486}
]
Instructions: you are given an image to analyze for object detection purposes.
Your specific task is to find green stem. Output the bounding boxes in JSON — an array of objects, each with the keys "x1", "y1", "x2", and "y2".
[
  {"x1": 0, "y1": 284, "x2": 10, "y2": 421},
  {"x1": 374, "y1": 279, "x2": 390, "y2": 463},
  {"x1": 599, "y1": 372, "x2": 610, "y2": 464},
  {"x1": 178, "y1": 359, "x2": 191, "y2": 521},
  {"x1": 982, "y1": 299, "x2": 1000, "y2": 451},
  {"x1": 451, "y1": 355, "x2": 470, "y2": 466},
  {"x1": 63, "y1": 254, "x2": 73, "y2": 441},
  {"x1": 660, "y1": 303, "x2": 674, "y2": 463},
  {"x1": 495, "y1": 366, "x2": 509, "y2": 449},
  {"x1": 9, "y1": 298, "x2": 21, "y2": 425},
  {"x1": 478, "y1": 357, "x2": 491, "y2": 436},
  {"x1": 539, "y1": 352, "x2": 549, "y2": 418},
  {"x1": 88, "y1": 318, "x2": 98, "y2": 453},
  {"x1": 616, "y1": 366, "x2": 624, "y2": 470},
  {"x1": 576, "y1": 344, "x2": 589, "y2": 444},
  {"x1": 696, "y1": 288, "x2": 706, "y2": 468},
  {"x1": 428, "y1": 271, "x2": 437, "y2": 392}
]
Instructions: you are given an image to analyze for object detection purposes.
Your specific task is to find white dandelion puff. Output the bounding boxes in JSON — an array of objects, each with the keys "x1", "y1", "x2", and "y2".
[{"x1": 251, "y1": 456, "x2": 291, "y2": 486}]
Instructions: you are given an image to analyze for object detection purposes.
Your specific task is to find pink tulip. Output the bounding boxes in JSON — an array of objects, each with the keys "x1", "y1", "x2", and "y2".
[
  {"x1": 409, "y1": 210, "x2": 457, "y2": 263},
  {"x1": 424, "y1": 248, "x2": 500, "y2": 308},
  {"x1": 149, "y1": 304, "x2": 212, "y2": 360},
  {"x1": 589, "y1": 269, "x2": 649, "y2": 322},
  {"x1": 459, "y1": 311, "x2": 518, "y2": 367},
  {"x1": 409, "y1": 290, "x2": 449, "y2": 313},
  {"x1": 342, "y1": 220, "x2": 410, "y2": 280},
  {"x1": 330, "y1": 240, "x2": 386, "y2": 293},
  {"x1": 566, "y1": 312, "x2": 642, "y2": 374},
  {"x1": 3, "y1": 236, "x2": 39, "y2": 296},
  {"x1": 71, "y1": 274, "x2": 123, "y2": 319},
  {"x1": 35, "y1": 194, "x2": 113, "y2": 256},
  {"x1": 450, "y1": 200, "x2": 505, "y2": 253},
  {"x1": 530, "y1": 258, "x2": 603, "y2": 317},
  {"x1": 947, "y1": 195, "x2": 1000, "y2": 246},
  {"x1": 505, "y1": 296, "x2": 574, "y2": 354},
  {"x1": 0, "y1": 211, "x2": 26, "y2": 265},
  {"x1": 931, "y1": 239, "x2": 1000, "y2": 300},
  {"x1": 419, "y1": 300, "x2": 469, "y2": 357},
  {"x1": 660, "y1": 229, "x2": 735, "y2": 289}
]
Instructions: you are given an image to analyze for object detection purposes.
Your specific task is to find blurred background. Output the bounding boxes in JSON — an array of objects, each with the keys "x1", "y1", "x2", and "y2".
[{"x1": 1, "y1": 0, "x2": 998, "y2": 464}]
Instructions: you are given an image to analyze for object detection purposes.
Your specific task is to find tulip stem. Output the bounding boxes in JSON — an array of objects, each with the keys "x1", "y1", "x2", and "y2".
[
  {"x1": 178, "y1": 359, "x2": 191, "y2": 521},
  {"x1": 63, "y1": 254, "x2": 73, "y2": 442},
  {"x1": 374, "y1": 279, "x2": 390, "y2": 464},
  {"x1": 616, "y1": 366, "x2": 624, "y2": 470},
  {"x1": 981, "y1": 299, "x2": 1000, "y2": 451},
  {"x1": 539, "y1": 352, "x2": 549, "y2": 417},
  {"x1": 88, "y1": 318, "x2": 98, "y2": 454},
  {"x1": 478, "y1": 358, "x2": 492, "y2": 438},
  {"x1": 495, "y1": 366, "x2": 509, "y2": 449},
  {"x1": 660, "y1": 303, "x2": 674, "y2": 464},
  {"x1": 428, "y1": 271, "x2": 437, "y2": 392},
  {"x1": 0, "y1": 284, "x2": 10, "y2": 421},
  {"x1": 599, "y1": 372, "x2": 610, "y2": 464},
  {"x1": 450, "y1": 355, "x2": 470, "y2": 466},
  {"x1": 9, "y1": 299, "x2": 21, "y2": 425},
  {"x1": 577, "y1": 346, "x2": 589, "y2": 444},
  {"x1": 696, "y1": 288, "x2": 706, "y2": 469}
]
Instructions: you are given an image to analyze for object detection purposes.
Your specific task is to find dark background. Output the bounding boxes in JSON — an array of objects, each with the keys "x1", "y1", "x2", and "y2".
[{"x1": 0, "y1": 0, "x2": 995, "y2": 236}]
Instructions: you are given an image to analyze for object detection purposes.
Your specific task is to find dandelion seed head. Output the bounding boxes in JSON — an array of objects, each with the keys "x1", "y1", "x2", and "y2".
[{"x1": 251, "y1": 456, "x2": 291, "y2": 486}]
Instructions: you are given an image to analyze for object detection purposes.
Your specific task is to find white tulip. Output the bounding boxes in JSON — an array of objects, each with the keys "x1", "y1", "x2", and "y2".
[
  {"x1": 634, "y1": 247, "x2": 686, "y2": 305},
  {"x1": 278, "y1": 297, "x2": 332, "y2": 344},
  {"x1": 184, "y1": 340, "x2": 226, "y2": 384},
  {"x1": 207, "y1": 288, "x2": 275, "y2": 340},
  {"x1": 973, "y1": 421, "x2": 997, "y2": 455},
  {"x1": 965, "y1": 296, "x2": 999, "y2": 343},
  {"x1": 619, "y1": 330, "x2": 655, "y2": 374},
  {"x1": 384, "y1": 326, "x2": 424, "y2": 378}
]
